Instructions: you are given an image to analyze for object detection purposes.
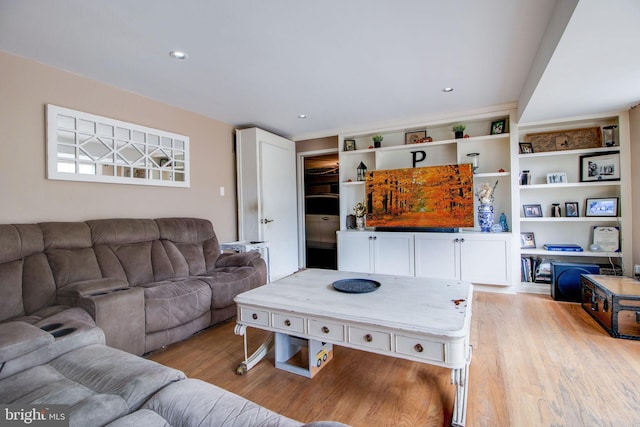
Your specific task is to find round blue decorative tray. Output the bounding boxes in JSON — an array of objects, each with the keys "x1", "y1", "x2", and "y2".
[{"x1": 332, "y1": 278, "x2": 381, "y2": 294}]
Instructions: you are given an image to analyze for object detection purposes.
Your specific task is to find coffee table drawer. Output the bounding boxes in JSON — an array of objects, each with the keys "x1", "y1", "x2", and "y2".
[
  {"x1": 272, "y1": 313, "x2": 305, "y2": 334},
  {"x1": 396, "y1": 335, "x2": 445, "y2": 363},
  {"x1": 348, "y1": 326, "x2": 391, "y2": 351},
  {"x1": 309, "y1": 319, "x2": 345, "y2": 342},
  {"x1": 239, "y1": 307, "x2": 269, "y2": 327}
]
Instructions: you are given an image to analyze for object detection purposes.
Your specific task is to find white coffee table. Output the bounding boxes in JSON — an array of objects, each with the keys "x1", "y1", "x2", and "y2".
[{"x1": 234, "y1": 268, "x2": 473, "y2": 427}]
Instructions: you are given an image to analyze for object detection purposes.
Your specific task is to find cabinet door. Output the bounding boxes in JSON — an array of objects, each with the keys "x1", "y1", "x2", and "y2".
[
  {"x1": 337, "y1": 232, "x2": 373, "y2": 273},
  {"x1": 415, "y1": 234, "x2": 459, "y2": 280},
  {"x1": 373, "y1": 233, "x2": 414, "y2": 276},
  {"x1": 460, "y1": 235, "x2": 510, "y2": 285}
]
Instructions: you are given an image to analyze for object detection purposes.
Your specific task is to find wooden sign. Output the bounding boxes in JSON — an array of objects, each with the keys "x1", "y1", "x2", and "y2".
[{"x1": 525, "y1": 127, "x2": 602, "y2": 153}]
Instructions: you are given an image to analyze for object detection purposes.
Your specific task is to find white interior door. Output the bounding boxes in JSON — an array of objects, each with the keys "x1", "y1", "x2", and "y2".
[{"x1": 259, "y1": 138, "x2": 298, "y2": 281}]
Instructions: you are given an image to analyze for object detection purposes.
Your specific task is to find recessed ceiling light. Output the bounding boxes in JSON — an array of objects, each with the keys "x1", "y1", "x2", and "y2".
[
  {"x1": 169, "y1": 50, "x2": 188, "y2": 60},
  {"x1": 442, "y1": 87, "x2": 454, "y2": 93},
  {"x1": 297, "y1": 114, "x2": 308, "y2": 119}
]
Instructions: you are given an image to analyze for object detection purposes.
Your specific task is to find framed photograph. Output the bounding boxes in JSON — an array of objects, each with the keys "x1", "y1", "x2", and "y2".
[
  {"x1": 585, "y1": 197, "x2": 618, "y2": 217},
  {"x1": 565, "y1": 202, "x2": 579, "y2": 217},
  {"x1": 405, "y1": 130, "x2": 427, "y2": 145},
  {"x1": 519, "y1": 142, "x2": 533, "y2": 154},
  {"x1": 579, "y1": 151, "x2": 620, "y2": 182},
  {"x1": 344, "y1": 139, "x2": 356, "y2": 151},
  {"x1": 546, "y1": 172, "x2": 567, "y2": 184},
  {"x1": 490, "y1": 119, "x2": 506, "y2": 135},
  {"x1": 523, "y1": 204, "x2": 543, "y2": 218},
  {"x1": 520, "y1": 232, "x2": 536, "y2": 249}
]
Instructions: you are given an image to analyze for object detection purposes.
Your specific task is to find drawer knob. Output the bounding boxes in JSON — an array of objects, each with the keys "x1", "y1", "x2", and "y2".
[
  {"x1": 284, "y1": 319, "x2": 291, "y2": 327},
  {"x1": 414, "y1": 343, "x2": 424, "y2": 353},
  {"x1": 322, "y1": 326, "x2": 330, "y2": 334},
  {"x1": 364, "y1": 334, "x2": 373, "y2": 342},
  {"x1": 252, "y1": 313, "x2": 258, "y2": 320}
]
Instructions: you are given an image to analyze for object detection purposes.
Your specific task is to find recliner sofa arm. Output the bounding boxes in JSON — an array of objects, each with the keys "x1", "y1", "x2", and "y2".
[
  {"x1": 56, "y1": 278, "x2": 130, "y2": 301},
  {"x1": 214, "y1": 251, "x2": 261, "y2": 268},
  {"x1": 0, "y1": 322, "x2": 54, "y2": 364}
]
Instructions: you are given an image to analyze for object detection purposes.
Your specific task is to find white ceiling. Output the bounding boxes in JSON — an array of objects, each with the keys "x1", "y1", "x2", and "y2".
[{"x1": 0, "y1": 0, "x2": 638, "y2": 140}]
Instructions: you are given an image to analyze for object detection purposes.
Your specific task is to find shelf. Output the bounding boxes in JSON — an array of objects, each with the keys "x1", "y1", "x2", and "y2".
[
  {"x1": 518, "y1": 146, "x2": 619, "y2": 159},
  {"x1": 475, "y1": 171, "x2": 510, "y2": 178},
  {"x1": 520, "y1": 181, "x2": 621, "y2": 190},
  {"x1": 520, "y1": 217, "x2": 621, "y2": 222},
  {"x1": 341, "y1": 132, "x2": 510, "y2": 155},
  {"x1": 520, "y1": 248, "x2": 622, "y2": 258},
  {"x1": 341, "y1": 181, "x2": 365, "y2": 186}
]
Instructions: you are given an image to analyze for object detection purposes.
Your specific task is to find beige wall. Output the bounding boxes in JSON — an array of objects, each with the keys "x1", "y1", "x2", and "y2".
[
  {"x1": 295, "y1": 136, "x2": 338, "y2": 153},
  {"x1": 630, "y1": 106, "x2": 640, "y2": 272},
  {"x1": 0, "y1": 52, "x2": 239, "y2": 242}
]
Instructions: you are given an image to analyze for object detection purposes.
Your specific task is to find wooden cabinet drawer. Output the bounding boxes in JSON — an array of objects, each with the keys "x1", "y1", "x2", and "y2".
[
  {"x1": 396, "y1": 335, "x2": 445, "y2": 363},
  {"x1": 272, "y1": 312, "x2": 305, "y2": 334},
  {"x1": 308, "y1": 319, "x2": 345, "y2": 342},
  {"x1": 348, "y1": 326, "x2": 391, "y2": 351},
  {"x1": 239, "y1": 307, "x2": 269, "y2": 327}
]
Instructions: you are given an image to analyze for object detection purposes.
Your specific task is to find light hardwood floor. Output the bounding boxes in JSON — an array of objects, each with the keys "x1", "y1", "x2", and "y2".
[{"x1": 147, "y1": 291, "x2": 640, "y2": 426}]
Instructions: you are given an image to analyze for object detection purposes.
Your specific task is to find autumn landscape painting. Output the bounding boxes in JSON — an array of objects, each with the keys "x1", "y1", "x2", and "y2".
[{"x1": 366, "y1": 164, "x2": 474, "y2": 228}]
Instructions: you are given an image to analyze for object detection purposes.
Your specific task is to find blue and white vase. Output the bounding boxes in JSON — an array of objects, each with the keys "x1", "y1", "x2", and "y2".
[{"x1": 478, "y1": 203, "x2": 494, "y2": 232}]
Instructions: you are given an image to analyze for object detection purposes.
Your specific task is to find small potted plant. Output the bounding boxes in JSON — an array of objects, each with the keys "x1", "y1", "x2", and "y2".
[
  {"x1": 372, "y1": 135, "x2": 383, "y2": 148},
  {"x1": 353, "y1": 201, "x2": 366, "y2": 230},
  {"x1": 452, "y1": 124, "x2": 466, "y2": 139}
]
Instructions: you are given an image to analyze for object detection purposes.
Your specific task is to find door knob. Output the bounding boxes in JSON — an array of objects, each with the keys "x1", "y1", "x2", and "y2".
[{"x1": 260, "y1": 218, "x2": 274, "y2": 224}]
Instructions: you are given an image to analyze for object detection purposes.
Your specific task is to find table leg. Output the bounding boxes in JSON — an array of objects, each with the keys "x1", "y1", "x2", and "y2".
[
  {"x1": 234, "y1": 323, "x2": 274, "y2": 375},
  {"x1": 450, "y1": 345, "x2": 472, "y2": 427}
]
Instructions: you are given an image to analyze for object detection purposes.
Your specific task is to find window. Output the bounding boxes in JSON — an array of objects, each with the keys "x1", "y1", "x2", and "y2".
[{"x1": 46, "y1": 105, "x2": 189, "y2": 187}]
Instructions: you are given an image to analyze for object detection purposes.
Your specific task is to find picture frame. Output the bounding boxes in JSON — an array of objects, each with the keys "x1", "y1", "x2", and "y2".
[
  {"x1": 565, "y1": 202, "x2": 579, "y2": 217},
  {"x1": 523, "y1": 204, "x2": 543, "y2": 218},
  {"x1": 520, "y1": 232, "x2": 536, "y2": 249},
  {"x1": 490, "y1": 119, "x2": 506, "y2": 135},
  {"x1": 546, "y1": 172, "x2": 567, "y2": 184},
  {"x1": 579, "y1": 151, "x2": 620, "y2": 182},
  {"x1": 405, "y1": 130, "x2": 427, "y2": 145},
  {"x1": 519, "y1": 142, "x2": 533, "y2": 154},
  {"x1": 592, "y1": 226, "x2": 620, "y2": 252},
  {"x1": 344, "y1": 139, "x2": 356, "y2": 151},
  {"x1": 585, "y1": 197, "x2": 618, "y2": 217}
]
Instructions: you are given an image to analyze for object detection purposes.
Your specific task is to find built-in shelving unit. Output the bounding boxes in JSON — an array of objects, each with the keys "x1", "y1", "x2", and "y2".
[
  {"x1": 338, "y1": 110, "x2": 515, "y2": 233},
  {"x1": 336, "y1": 107, "x2": 518, "y2": 290},
  {"x1": 516, "y1": 111, "x2": 632, "y2": 294}
]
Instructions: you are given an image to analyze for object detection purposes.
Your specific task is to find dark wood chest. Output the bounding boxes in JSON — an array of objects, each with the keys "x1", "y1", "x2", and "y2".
[{"x1": 581, "y1": 275, "x2": 640, "y2": 340}]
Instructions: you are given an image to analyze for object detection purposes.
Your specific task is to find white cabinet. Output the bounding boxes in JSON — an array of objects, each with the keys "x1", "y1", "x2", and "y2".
[
  {"x1": 516, "y1": 111, "x2": 632, "y2": 291},
  {"x1": 415, "y1": 233, "x2": 511, "y2": 285},
  {"x1": 337, "y1": 231, "x2": 414, "y2": 276}
]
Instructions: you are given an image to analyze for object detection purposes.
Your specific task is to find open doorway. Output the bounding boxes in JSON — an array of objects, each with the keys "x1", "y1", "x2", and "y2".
[{"x1": 303, "y1": 153, "x2": 339, "y2": 269}]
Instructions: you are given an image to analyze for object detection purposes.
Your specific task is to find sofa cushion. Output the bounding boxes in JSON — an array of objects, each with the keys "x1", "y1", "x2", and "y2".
[
  {"x1": 136, "y1": 378, "x2": 302, "y2": 427},
  {"x1": 0, "y1": 259, "x2": 23, "y2": 321},
  {"x1": 142, "y1": 279, "x2": 212, "y2": 333},
  {"x1": 46, "y1": 247, "x2": 103, "y2": 288},
  {"x1": 40, "y1": 222, "x2": 92, "y2": 250},
  {"x1": 0, "y1": 364, "x2": 130, "y2": 427},
  {"x1": 156, "y1": 218, "x2": 221, "y2": 274},
  {"x1": 201, "y1": 267, "x2": 260, "y2": 309},
  {"x1": 48, "y1": 344, "x2": 185, "y2": 409},
  {"x1": 88, "y1": 218, "x2": 159, "y2": 245}
]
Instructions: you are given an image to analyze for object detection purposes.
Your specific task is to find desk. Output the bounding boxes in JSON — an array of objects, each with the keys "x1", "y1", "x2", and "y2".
[{"x1": 220, "y1": 241, "x2": 270, "y2": 282}]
